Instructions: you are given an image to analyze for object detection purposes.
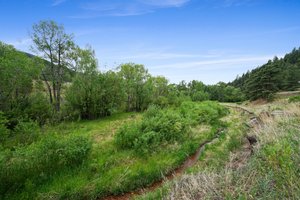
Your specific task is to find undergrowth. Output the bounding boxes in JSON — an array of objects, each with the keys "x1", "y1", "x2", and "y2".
[
  {"x1": 140, "y1": 102, "x2": 300, "y2": 200},
  {"x1": 0, "y1": 101, "x2": 228, "y2": 199}
]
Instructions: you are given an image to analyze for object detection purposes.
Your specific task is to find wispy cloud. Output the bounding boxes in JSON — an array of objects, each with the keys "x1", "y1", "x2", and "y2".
[
  {"x1": 151, "y1": 55, "x2": 281, "y2": 70},
  {"x1": 8, "y1": 38, "x2": 31, "y2": 50},
  {"x1": 138, "y1": 0, "x2": 190, "y2": 7},
  {"x1": 223, "y1": 0, "x2": 253, "y2": 7},
  {"x1": 208, "y1": 0, "x2": 259, "y2": 8},
  {"x1": 52, "y1": 0, "x2": 67, "y2": 6},
  {"x1": 115, "y1": 52, "x2": 219, "y2": 60},
  {"x1": 69, "y1": 0, "x2": 191, "y2": 18}
]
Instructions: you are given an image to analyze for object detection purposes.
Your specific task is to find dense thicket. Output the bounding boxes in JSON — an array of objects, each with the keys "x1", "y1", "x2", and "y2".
[{"x1": 230, "y1": 48, "x2": 300, "y2": 100}]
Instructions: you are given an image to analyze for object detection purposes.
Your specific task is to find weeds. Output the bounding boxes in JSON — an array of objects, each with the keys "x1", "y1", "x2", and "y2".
[{"x1": 157, "y1": 101, "x2": 300, "y2": 200}]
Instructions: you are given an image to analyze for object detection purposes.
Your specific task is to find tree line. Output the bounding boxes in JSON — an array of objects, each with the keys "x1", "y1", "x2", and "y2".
[
  {"x1": 0, "y1": 20, "x2": 245, "y2": 131},
  {"x1": 230, "y1": 48, "x2": 300, "y2": 100}
]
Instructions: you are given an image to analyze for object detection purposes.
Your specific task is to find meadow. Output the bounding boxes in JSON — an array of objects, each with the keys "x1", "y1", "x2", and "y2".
[{"x1": 0, "y1": 101, "x2": 228, "y2": 199}]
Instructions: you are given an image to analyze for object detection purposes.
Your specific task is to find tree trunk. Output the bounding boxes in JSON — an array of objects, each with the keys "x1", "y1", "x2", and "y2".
[
  {"x1": 42, "y1": 72, "x2": 53, "y2": 105},
  {"x1": 56, "y1": 82, "x2": 61, "y2": 112}
]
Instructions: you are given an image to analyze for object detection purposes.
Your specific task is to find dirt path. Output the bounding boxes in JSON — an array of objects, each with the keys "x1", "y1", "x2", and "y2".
[{"x1": 103, "y1": 128, "x2": 225, "y2": 200}]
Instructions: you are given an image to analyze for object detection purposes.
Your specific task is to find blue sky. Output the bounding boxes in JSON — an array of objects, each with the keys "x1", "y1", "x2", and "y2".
[{"x1": 1, "y1": 0, "x2": 300, "y2": 84}]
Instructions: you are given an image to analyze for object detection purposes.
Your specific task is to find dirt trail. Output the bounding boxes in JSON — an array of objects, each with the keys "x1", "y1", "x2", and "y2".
[{"x1": 103, "y1": 128, "x2": 225, "y2": 200}]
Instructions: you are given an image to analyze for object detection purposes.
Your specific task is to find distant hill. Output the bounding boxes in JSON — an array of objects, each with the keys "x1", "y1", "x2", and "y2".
[
  {"x1": 230, "y1": 48, "x2": 300, "y2": 100},
  {"x1": 19, "y1": 50, "x2": 75, "y2": 83}
]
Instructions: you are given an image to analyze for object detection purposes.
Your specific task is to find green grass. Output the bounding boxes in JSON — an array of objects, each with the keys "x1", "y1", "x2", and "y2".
[
  {"x1": 140, "y1": 101, "x2": 300, "y2": 200},
  {"x1": 187, "y1": 108, "x2": 248, "y2": 173},
  {"x1": 288, "y1": 95, "x2": 300, "y2": 102},
  {"x1": 1, "y1": 102, "x2": 227, "y2": 200}
]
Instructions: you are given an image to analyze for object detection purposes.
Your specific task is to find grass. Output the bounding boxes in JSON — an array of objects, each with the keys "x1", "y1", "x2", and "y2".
[
  {"x1": 288, "y1": 95, "x2": 300, "y2": 102},
  {"x1": 136, "y1": 106, "x2": 248, "y2": 200},
  {"x1": 138, "y1": 100, "x2": 300, "y2": 200},
  {"x1": 1, "y1": 102, "x2": 227, "y2": 200},
  {"x1": 188, "y1": 107, "x2": 248, "y2": 172}
]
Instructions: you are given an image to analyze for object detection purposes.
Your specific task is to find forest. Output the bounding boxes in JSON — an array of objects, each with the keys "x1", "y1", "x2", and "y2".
[{"x1": 1, "y1": 20, "x2": 300, "y2": 200}]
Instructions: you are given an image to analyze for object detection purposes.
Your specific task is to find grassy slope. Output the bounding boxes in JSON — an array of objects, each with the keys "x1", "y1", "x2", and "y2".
[
  {"x1": 137, "y1": 99, "x2": 300, "y2": 200},
  {"x1": 6, "y1": 103, "x2": 224, "y2": 200}
]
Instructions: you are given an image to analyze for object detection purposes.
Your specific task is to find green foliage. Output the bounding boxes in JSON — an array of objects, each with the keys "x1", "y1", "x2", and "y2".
[
  {"x1": 66, "y1": 70, "x2": 125, "y2": 120},
  {"x1": 31, "y1": 20, "x2": 75, "y2": 112},
  {"x1": 65, "y1": 47, "x2": 126, "y2": 120},
  {"x1": 0, "y1": 134, "x2": 91, "y2": 195},
  {"x1": 191, "y1": 90, "x2": 210, "y2": 101},
  {"x1": 176, "y1": 80, "x2": 245, "y2": 103},
  {"x1": 25, "y1": 92, "x2": 53, "y2": 125},
  {"x1": 118, "y1": 63, "x2": 151, "y2": 111},
  {"x1": 231, "y1": 48, "x2": 300, "y2": 100},
  {"x1": 179, "y1": 101, "x2": 228, "y2": 125},
  {"x1": 243, "y1": 135, "x2": 300, "y2": 199},
  {"x1": 206, "y1": 82, "x2": 245, "y2": 102},
  {"x1": 0, "y1": 42, "x2": 40, "y2": 114},
  {"x1": 115, "y1": 101, "x2": 226, "y2": 154},
  {"x1": 115, "y1": 106, "x2": 188, "y2": 154},
  {"x1": 114, "y1": 122, "x2": 141, "y2": 149},
  {"x1": 0, "y1": 112, "x2": 10, "y2": 144},
  {"x1": 288, "y1": 95, "x2": 300, "y2": 102},
  {"x1": 11, "y1": 120, "x2": 40, "y2": 146}
]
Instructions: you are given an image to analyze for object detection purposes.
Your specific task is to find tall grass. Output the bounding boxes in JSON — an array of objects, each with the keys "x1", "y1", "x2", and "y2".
[
  {"x1": 0, "y1": 134, "x2": 91, "y2": 197},
  {"x1": 159, "y1": 101, "x2": 300, "y2": 200},
  {"x1": 0, "y1": 102, "x2": 228, "y2": 199}
]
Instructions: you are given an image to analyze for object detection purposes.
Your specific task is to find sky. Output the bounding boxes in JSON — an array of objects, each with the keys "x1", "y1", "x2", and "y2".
[{"x1": 1, "y1": 0, "x2": 300, "y2": 84}]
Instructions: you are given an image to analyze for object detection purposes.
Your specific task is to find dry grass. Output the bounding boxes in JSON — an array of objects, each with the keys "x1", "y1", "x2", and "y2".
[{"x1": 161, "y1": 101, "x2": 300, "y2": 200}]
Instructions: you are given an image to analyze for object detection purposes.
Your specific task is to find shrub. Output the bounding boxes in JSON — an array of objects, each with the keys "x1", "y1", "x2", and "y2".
[
  {"x1": 115, "y1": 107, "x2": 188, "y2": 154},
  {"x1": 191, "y1": 91, "x2": 210, "y2": 102},
  {"x1": 115, "y1": 101, "x2": 226, "y2": 154},
  {"x1": 179, "y1": 101, "x2": 227, "y2": 125},
  {"x1": 0, "y1": 134, "x2": 92, "y2": 194},
  {"x1": 115, "y1": 122, "x2": 140, "y2": 149},
  {"x1": 11, "y1": 120, "x2": 40, "y2": 146},
  {"x1": 0, "y1": 112, "x2": 10, "y2": 144},
  {"x1": 288, "y1": 95, "x2": 300, "y2": 103},
  {"x1": 25, "y1": 92, "x2": 53, "y2": 125}
]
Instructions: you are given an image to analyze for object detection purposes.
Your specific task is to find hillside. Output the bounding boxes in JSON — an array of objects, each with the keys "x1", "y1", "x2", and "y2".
[
  {"x1": 230, "y1": 48, "x2": 300, "y2": 100},
  {"x1": 137, "y1": 97, "x2": 300, "y2": 200}
]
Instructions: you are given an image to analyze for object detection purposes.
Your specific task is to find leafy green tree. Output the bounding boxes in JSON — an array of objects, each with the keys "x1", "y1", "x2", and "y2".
[
  {"x1": 150, "y1": 76, "x2": 170, "y2": 107},
  {"x1": 65, "y1": 46, "x2": 125, "y2": 119},
  {"x1": 0, "y1": 42, "x2": 40, "y2": 114},
  {"x1": 118, "y1": 63, "x2": 150, "y2": 111},
  {"x1": 31, "y1": 20, "x2": 75, "y2": 111},
  {"x1": 65, "y1": 46, "x2": 99, "y2": 119}
]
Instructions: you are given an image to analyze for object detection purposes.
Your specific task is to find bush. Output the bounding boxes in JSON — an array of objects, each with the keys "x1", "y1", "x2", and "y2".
[
  {"x1": 0, "y1": 134, "x2": 92, "y2": 194},
  {"x1": 191, "y1": 91, "x2": 210, "y2": 102},
  {"x1": 288, "y1": 95, "x2": 300, "y2": 103},
  {"x1": 0, "y1": 112, "x2": 10, "y2": 144},
  {"x1": 115, "y1": 107, "x2": 188, "y2": 154},
  {"x1": 115, "y1": 101, "x2": 226, "y2": 154},
  {"x1": 11, "y1": 120, "x2": 40, "y2": 146},
  {"x1": 25, "y1": 92, "x2": 53, "y2": 125},
  {"x1": 179, "y1": 101, "x2": 227, "y2": 125},
  {"x1": 115, "y1": 122, "x2": 140, "y2": 149}
]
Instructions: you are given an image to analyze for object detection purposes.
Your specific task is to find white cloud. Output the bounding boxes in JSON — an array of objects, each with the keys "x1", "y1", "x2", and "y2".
[
  {"x1": 8, "y1": 38, "x2": 31, "y2": 51},
  {"x1": 138, "y1": 0, "x2": 190, "y2": 7},
  {"x1": 71, "y1": 0, "x2": 190, "y2": 18},
  {"x1": 52, "y1": 0, "x2": 67, "y2": 6},
  {"x1": 115, "y1": 52, "x2": 219, "y2": 60},
  {"x1": 150, "y1": 55, "x2": 281, "y2": 70}
]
